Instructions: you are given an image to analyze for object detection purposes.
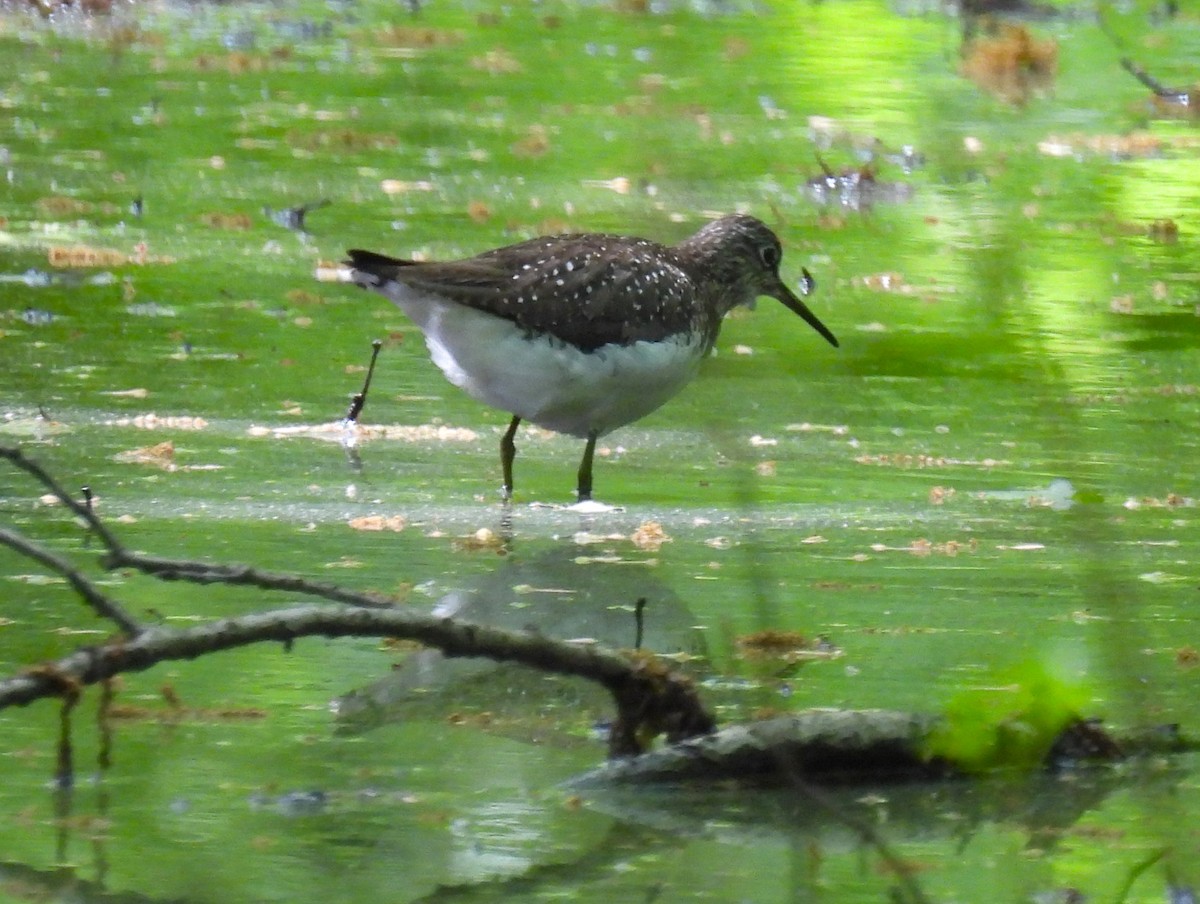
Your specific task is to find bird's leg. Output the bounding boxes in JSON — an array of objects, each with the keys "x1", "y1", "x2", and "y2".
[
  {"x1": 576, "y1": 432, "x2": 598, "y2": 502},
  {"x1": 500, "y1": 415, "x2": 521, "y2": 501},
  {"x1": 342, "y1": 339, "x2": 383, "y2": 425}
]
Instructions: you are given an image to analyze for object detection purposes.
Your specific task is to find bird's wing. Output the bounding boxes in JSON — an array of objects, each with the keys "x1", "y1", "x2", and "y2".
[{"x1": 348, "y1": 235, "x2": 702, "y2": 352}]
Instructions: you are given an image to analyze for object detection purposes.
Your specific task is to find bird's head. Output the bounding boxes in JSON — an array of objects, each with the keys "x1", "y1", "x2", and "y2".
[{"x1": 682, "y1": 215, "x2": 839, "y2": 348}]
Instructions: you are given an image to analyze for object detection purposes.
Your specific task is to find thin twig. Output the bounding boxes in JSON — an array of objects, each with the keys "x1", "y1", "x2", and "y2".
[
  {"x1": 2, "y1": 444, "x2": 396, "y2": 611},
  {"x1": 0, "y1": 527, "x2": 142, "y2": 636},
  {"x1": 0, "y1": 446, "x2": 124, "y2": 554},
  {"x1": 1120, "y1": 57, "x2": 1191, "y2": 104},
  {"x1": 104, "y1": 550, "x2": 400, "y2": 609}
]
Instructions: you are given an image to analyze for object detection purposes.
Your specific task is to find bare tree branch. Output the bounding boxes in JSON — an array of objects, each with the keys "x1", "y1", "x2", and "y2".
[
  {"x1": 2, "y1": 444, "x2": 715, "y2": 754},
  {"x1": 1, "y1": 445, "x2": 398, "y2": 610},
  {"x1": 104, "y1": 551, "x2": 400, "y2": 608},
  {"x1": 0, "y1": 601, "x2": 714, "y2": 755},
  {"x1": 0, "y1": 526, "x2": 142, "y2": 636}
]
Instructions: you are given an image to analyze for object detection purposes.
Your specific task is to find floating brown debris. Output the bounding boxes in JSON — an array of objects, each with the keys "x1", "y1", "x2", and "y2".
[
  {"x1": 638, "y1": 73, "x2": 667, "y2": 94},
  {"x1": 200, "y1": 211, "x2": 253, "y2": 230},
  {"x1": 856, "y1": 453, "x2": 1008, "y2": 469},
  {"x1": 1037, "y1": 131, "x2": 1163, "y2": 160},
  {"x1": 112, "y1": 441, "x2": 176, "y2": 471},
  {"x1": 471, "y1": 48, "x2": 522, "y2": 75},
  {"x1": 870, "y1": 538, "x2": 979, "y2": 557},
  {"x1": 929, "y1": 486, "x2": 956, "y2": 505},
  {"x1": 1099, "y1": 214, "x2": 1181, "y2": 241},
  {"x1": 467, "y1": 200, "x2": 492, "y2": 223},
  {"x1": 960, "y1": 22, "x2": 1057, "y2": 105},
  {"x1": 1148, "y1": 219, "x2": 1179, "y2": 243},
  {"x1": 348, "y1": 515, "x2": 408, "y2": 532},
  {"x1": 377, "y1": 26, "x2": 465, "y2": 48},
  {"x1": 630, "y1": 520, "x2": 671, "y2": 551},
  {"x1": 737, "y1": 630, "x2": 809, "y2": 659},
  {"x1": 285, "y1": 289, "x2": 325, "y2": 306},
  {"x1": 194, "y1": 51, "x2": 289, "y2": 74},
  {"x1": 511, "y1": 124, "x2": 551, "y2": 158},
  {"x1": 447, "y1": 710, "x2": 495, "y2": 728},
  {"x1": 723, "y1": 36, "x2": 751, "y2": 62},
  {"x1": 106, "y1": 413, "x2": 208, "y2": 430},
  {"x1": 21, "y1": 0, "x2": 113, "y2": 15},
  {"x1": 287, "y1": 129, "x2": 400, "y2": 153},
  {"x1": 47, "y1": 244, "x2": 176, "y2": 268},
  {"x1": 36, "y1": 196, "x2": 121, "y2": 217},
  {"x1": 254, "y1": 422, "x2": 478, "y2": 443},
  {"x1": 1148, "y1": 384, "x2": 1199, "y2": 396},
  {"x1": 48, "y1": 245, "x2": 125, "y2": 267},
  {"x1": 736, "y1": 630, "x2": 839, "y2": 663},
  {"x1": 1122, "y1": 493, "x2": 1195, "y2": 510},
  {"x1": 107, "y1": 683, "x2": 266, "y2": 722}
]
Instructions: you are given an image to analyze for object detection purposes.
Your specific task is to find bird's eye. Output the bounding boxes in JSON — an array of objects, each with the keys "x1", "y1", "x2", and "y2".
[{"x1": 758, "y1": 243, "x2": 780, "y2": 269}]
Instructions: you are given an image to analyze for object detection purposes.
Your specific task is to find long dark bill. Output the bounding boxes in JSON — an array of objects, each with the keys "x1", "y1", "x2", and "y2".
[{"x1": 777, "y1": 268, "x2": 838, "y2": 348}]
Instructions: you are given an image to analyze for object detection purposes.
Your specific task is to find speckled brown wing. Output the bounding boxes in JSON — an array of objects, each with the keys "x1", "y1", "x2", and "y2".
[{"x1": 347, "y1": 234, "x2": 703, "y2": 352}]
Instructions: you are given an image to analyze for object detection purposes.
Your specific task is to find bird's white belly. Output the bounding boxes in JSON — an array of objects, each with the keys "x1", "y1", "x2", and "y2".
[{"x1": 388, "y1": 289, "x2": 706, "y2": 439}]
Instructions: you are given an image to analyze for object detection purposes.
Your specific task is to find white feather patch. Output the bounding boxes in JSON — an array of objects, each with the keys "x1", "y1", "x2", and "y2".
[{"x1": 377, "y1": 283, "x2": 706, "y2": 438}]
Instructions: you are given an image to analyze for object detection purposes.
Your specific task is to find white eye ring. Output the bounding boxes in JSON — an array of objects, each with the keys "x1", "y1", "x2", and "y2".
[{"x1": 759, "y1": 244, "x2": 780, "y2": 269}]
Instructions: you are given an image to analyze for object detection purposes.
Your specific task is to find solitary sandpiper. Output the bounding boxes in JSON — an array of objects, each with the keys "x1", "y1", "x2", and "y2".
[{"x1": 346, "y1": 214, "x2": 838, "y2": 502}]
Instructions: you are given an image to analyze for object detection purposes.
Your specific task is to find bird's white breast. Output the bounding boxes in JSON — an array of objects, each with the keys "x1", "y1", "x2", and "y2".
[{"x1": 381, "y1": 285, "x2": 707, "y2": 439}]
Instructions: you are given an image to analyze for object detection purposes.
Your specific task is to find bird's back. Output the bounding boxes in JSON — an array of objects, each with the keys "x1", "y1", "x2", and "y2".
[{"x1": 347, "y1": 233, "x2": 717, "y2": 353}]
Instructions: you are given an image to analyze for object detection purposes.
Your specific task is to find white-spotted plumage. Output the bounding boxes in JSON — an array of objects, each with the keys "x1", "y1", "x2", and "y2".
[{"x1": 347, "y1": 214, "x2": 838, "y2": 501}]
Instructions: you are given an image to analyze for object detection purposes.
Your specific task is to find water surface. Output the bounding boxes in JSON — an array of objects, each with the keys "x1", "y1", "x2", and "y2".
[{"x1": 2, "y1": 0, "x2": 1199, "y2": 900}]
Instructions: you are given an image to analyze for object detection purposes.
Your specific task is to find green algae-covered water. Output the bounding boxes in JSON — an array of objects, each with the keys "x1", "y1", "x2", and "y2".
[{"x1": 2, "y1": 0, "x2": 1199, "y2": 900}]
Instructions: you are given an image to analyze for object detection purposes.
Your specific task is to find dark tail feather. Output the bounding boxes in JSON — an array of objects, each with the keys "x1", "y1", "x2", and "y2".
[
  {"x1": 345, "y1": 249, "x2": 417, "y2": 290},
  {"x1": 345, "y1": 248, "x2": 414, "y2": 271}
]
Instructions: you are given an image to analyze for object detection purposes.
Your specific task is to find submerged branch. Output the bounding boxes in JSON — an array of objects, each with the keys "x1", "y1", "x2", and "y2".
[
  {"x1": 0, "y1": 601, "x2": 713, "y2": 755},
  {"x1": 567, "y1": 710, "x2": 945, "y2": 786},
  {"x1": 4, "y1": 446, "x2": 1180, "y2": 779},
  {"x1": 1, "y1": 444, "x2": 715, "y2": 754}
]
